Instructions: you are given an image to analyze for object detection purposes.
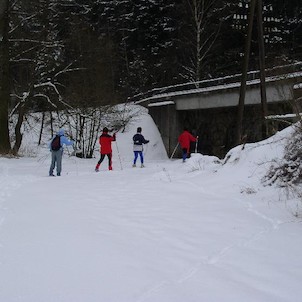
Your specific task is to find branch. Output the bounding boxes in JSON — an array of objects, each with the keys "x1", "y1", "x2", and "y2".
[
  {"x1": 54, "y1": 66, "x2": 86, "y2": 78},
  {"x1": 9, "y1": 92, "x2": 30, "y2": 117},
  {"x1": 33, "y1": 93, "x2": 57, "y2": 108},
  {"x1": 9, "y1": 38, "x2": 64, "y2": 47},
  {"x1": 9, "y1": 13, "x2": 37, "y2": 34},
  {"x1": 34, "y1": 81, "x2": 74, "y2": 110}
]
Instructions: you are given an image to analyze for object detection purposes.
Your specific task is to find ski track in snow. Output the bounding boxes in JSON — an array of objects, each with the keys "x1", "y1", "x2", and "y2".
[
  {"x1": 136, "y1": 181, "x2": 299, "y2": 302},
  {"x1": 137, "y1": 281, "x2": 170, "y2": 302},
  {"x1": 0, "y1": 161, "x2": 39, "y2": 261},
  {"x1": 0, "y1": 166, "x2": 15, "y2": 233},
  {"x1": 87, "y1": 160, "x2": 300, "y2": 302},
  {"x1": 203, "y1": 200, "x2": 300, "y2": 270},
  {"x1": 0, "y1": 156, "x2": 301, "y2": 302},
  {"x1": 137, "y1": 224, "x2": 295, "y2": 302}
]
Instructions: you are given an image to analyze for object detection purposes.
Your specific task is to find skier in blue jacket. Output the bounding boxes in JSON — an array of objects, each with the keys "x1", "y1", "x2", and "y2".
[
  {"x1": 48, "y1": 129, "x2": 74, "y2": 176},
  {"x1": 132, "y1": 127, "x2": 149, "y2": 168}
]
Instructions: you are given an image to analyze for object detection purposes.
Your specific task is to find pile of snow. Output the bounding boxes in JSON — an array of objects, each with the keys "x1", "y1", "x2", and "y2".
[
  {"x1": 0, "y1": 105, "x2": 301, "y2": 302},
  {"x1": 112, "y1": 106, "x2": 168, "y2": 163}
]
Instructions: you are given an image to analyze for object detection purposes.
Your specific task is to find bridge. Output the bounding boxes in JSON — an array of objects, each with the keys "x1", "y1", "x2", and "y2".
[{"x1": 133, "y1": 63, "x2": 302, "y2": 158}]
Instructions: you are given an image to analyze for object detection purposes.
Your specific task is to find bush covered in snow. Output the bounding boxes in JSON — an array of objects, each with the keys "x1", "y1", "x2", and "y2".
[
  {"x1": 10, "y1": 103, "x2": 144, "y2": 158},
  {"x1": 263, "y1": 123, "x2": 302, "y2": 187}
]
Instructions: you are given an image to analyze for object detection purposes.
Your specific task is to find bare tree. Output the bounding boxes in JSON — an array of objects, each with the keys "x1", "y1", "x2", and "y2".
[
  {"x1": 0, "y1": 0, "x2": 11, "y2": 154},
  {"x1": 181, "y1": 0, "x2": 227, "y2": 82},
  {"x1": 7, "y1": 0, "x2": 88, "y2": 154}
]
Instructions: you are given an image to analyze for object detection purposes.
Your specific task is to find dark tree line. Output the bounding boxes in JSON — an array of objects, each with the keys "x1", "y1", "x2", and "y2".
[{"x1": 0, "y1": 0, "x2": 301, "y2": 154}]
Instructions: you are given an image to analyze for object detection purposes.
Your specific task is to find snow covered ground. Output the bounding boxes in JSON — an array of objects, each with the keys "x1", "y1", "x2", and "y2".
[{"x1": 0, "y1": 107, "x2": 301, "y2": 302}]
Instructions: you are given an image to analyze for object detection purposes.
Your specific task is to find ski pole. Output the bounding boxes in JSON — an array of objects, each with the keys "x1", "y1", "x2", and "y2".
[
  {"x1": 115, "y1": 139, "x2": 123, "y2": 170},
  {"x1": 195, "y1": 136, "x2": 199, "y2": 153},
  {"x1": 170, "y1": 142, "x2": 179, "y2": 159},
  {"x1": 144, "y1": 142, "x2": 149, "y2": 157},
  {"x1": 66, "y1": 146, "x2": 78, "y2": 175}
]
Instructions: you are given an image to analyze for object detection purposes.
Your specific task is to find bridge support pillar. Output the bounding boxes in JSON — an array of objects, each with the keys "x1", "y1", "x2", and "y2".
[
  {"x1": 293, "y1": 83, "x2": 302, "y2": 118},
  {"x1": 148, "y1": 103, "x2": 181, "y2": 157}
]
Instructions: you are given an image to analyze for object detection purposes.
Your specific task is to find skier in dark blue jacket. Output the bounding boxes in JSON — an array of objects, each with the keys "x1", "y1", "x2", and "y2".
[{"x1": 132, "y1": 127, "x2": 149, "y2": 168}]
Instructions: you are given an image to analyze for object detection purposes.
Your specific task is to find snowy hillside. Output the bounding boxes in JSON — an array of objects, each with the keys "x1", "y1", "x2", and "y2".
[{"x1": 0, "y1": 106, "x2": 301, "y2": 302}]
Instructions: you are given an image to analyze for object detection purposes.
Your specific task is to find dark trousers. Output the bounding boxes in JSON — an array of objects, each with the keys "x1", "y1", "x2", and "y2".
[
  {"x1": 182, "y1": 148, "x2": 189, "y2": 161},
  {"x1": 97, "y1": 153, "x2": 112, "y2": 168}
]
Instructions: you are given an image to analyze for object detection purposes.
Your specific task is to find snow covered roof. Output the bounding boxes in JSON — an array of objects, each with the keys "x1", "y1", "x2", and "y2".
[
  {"x1": 136, "y1": 71, "x2": 302, "y2": 105},
  {"x1": 294, "y1": 83, "x2": 302, "y2": 90},
  {"x1": 148, "y1": 101, "x2": 175, "y2": 107}
]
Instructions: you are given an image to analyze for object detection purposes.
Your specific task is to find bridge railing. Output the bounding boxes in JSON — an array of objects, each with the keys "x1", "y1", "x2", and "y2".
[{"x1": 130, "y1": 62, "x2": 302, "y2": 104}]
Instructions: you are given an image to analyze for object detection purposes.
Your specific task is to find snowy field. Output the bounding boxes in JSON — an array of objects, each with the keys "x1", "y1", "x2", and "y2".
[{"x1": 0, "y1": 107, "x2": 302, "y2": 302}]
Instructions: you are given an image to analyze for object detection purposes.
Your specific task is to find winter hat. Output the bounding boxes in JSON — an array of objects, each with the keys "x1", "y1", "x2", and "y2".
[
  {"x1": 103, "y1": 127, "x2": 109, "y2": 133},
  {"x1": 57, "y1": 129, "x2": 65, "y2": 136},
  {"x1": 137, "y1": 127, "x2": 142, "y2": 133}
]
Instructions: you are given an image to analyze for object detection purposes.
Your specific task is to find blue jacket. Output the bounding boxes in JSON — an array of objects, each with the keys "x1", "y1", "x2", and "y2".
[{"x1": 49, "y1": 129, "x2": 74, "y2": 151}]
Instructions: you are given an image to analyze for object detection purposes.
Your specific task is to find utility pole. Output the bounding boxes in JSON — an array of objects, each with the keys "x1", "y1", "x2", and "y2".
[
  {"x1": 236, "y1": 0, "x2": 268, "y2": 146},
  {"x1": 236, "y1": 0, "x2": 257, "y2": 146},
  {"x1": 257, "y1": 0, "x2": 268, "y2": 137}
]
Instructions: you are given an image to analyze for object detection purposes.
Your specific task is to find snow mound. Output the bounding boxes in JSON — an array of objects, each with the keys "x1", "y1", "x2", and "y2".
[{"x1": 221, "y1": 126, "x2": 293, "y2": 181}]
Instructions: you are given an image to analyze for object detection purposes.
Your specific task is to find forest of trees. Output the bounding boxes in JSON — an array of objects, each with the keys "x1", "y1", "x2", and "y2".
[{"x1": 0, "y1": 0, "x2": 301, "y2": 154}]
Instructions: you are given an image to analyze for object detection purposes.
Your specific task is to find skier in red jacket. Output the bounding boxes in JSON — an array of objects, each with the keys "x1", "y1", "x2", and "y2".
[
  {"x1": 178, "y1": 128, "x2": 198, "y2": 162},
  {"x1": 95, "y1": 127, "x2": 116, "y2": 171}
]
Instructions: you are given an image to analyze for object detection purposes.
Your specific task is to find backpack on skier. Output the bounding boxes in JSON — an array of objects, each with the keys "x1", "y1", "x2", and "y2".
[{"x1": 51, "y1": 135, "x2": 61, "y2": 151}]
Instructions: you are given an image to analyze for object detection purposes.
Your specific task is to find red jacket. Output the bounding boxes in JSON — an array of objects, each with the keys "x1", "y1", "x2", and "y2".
[
  {"x1": 178, "y1": 130, "x2": 197, "y2": 150},
  {"x1": 99, "y1": 132, "x2": 116, "y2": 154}
]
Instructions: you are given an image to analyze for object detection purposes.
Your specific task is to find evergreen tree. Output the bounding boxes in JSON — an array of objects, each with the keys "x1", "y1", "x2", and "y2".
[
  {"x1": 267, "y1": 0, "x2": 302, "y2": 63},
  {"x1": 226, "y1": 0, "x2": 302, "y2": 71},
  {"x1": 88, "y1": 0, "x2": 178, "y2": 96}
]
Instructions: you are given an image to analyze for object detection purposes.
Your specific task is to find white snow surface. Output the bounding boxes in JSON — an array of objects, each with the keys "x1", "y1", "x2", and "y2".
[{"x1": 0, "y1": 107, "x2": 302, "y2": 302}]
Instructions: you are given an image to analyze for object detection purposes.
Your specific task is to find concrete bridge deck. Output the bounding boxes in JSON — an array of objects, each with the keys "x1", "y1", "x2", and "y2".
[
  {"x1": 133, "y1": 64, "x2": 302, "y2": 158},
  {"x1": 136, "y1": 65, "x2": 302, "y2": 110}
]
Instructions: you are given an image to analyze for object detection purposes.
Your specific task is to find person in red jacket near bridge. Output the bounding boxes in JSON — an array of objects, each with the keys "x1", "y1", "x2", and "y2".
[
  {"x1": 95, "y1": 127, "x2": 116, "y2": 171},
  {"x1": 178, "y1": 128, "x2": 198, "y2": 162}
]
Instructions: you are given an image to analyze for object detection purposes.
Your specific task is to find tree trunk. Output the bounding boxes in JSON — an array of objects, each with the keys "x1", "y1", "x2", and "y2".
[
  {"x1": 12, "y1": 105, "x2": 25, "y2": 155},
  {"x1": 0, "y1": 0, "x2": 11, "y2": 154},
  {"x1": 38, "y1": 112, "x2": 45, "y2": 145}
]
